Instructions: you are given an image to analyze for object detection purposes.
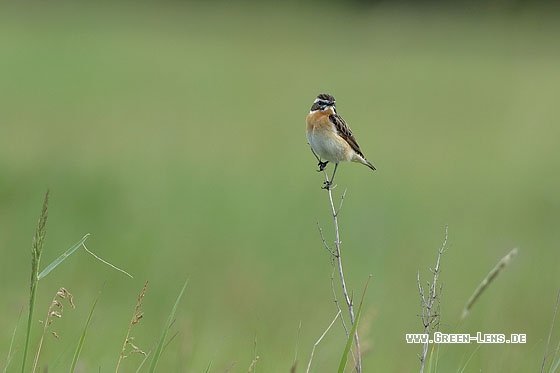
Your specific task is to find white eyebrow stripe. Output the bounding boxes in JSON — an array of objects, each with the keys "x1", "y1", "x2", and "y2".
[{"x1": 314, "y1": 97, "x2": 336, "y2": 105}]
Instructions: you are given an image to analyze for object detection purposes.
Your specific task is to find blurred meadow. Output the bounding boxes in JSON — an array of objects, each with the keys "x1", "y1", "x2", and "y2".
[{"x1": 1, "y1": 1, "x2": 560, "y2": 371}]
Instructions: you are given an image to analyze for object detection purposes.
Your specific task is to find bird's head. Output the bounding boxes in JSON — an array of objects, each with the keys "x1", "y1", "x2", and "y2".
[{"x1": 310, "y1": 93, "x2": 336, "y2": 113}]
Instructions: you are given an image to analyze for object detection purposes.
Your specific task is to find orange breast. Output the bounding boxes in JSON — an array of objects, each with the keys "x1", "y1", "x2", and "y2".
[{"x1": 306, "y1": 108, "x2": 335, "y2": 133}]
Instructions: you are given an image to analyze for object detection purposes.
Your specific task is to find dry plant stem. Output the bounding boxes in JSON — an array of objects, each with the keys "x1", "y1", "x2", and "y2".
[
  {"x1": 247, "y1": 356, "x2": 259, "y2": 373},
  {"x1": 32, "y1": 288, "x2": 74, "y2": 373},
  {"x1": 461, "y1": 247, "x2": 518, "y2": 320},
  {"x1": 318, "y1": 164, "x2": 362, "y2": 373},
  {"x1": 116, "y1": 281, "x2": 148, "y2": 373},
  {"x1": 330, "y1": 266, "x2": 350, "y2": 338},
  {"x1": 319, "y1": 226, "x2": 354, "y2": 361},
  {"x1": 417, "y1": 225, "x2": 448, "y2": 373},
  {"x1": 306, "y1": 310, "x2": 341, "y2": 373}
]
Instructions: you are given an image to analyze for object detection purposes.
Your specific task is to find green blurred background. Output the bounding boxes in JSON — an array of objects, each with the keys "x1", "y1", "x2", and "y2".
[{"x1": 1, "y1": 1, "x2": 559, "y2": 371}]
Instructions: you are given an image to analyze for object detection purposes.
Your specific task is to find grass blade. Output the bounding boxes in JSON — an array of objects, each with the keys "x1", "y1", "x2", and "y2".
[
  {"x1": 3, "y1": 308, "x2": 23, "y2": 373},
  {"x1": 338, "y1": 275, "x2": 371, "y2": 373},
  {"x1": 552, "y1": 354, "x2": 560, "y2": 373},
  {"x1": 459, "y1": 344, "x2": 482, "y2": 373},
  {"x1": 148, "y1": 279, "x2": 188, "y2": 372},
  {"x1": 38, "y1": 234, "x2": 90, "y2": 281},
  {"x1": 337, "y1": 307, "x2": 361, "y2": 373},
  {"x1": 70, "y1": 292, "x2": 100, "y2": 372},
  {"x1": 542, "y1": 289, "x2": 560, "y2": 373}
]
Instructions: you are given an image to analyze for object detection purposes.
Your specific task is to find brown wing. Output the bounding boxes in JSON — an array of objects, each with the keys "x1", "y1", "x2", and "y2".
[{"x1": 329, "y1": 113, "x2": 366, "y2": 158}]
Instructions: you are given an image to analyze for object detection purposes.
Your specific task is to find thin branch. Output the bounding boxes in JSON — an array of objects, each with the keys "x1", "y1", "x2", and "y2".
[
  {"x1": 306, "y1": 310, "x2": 341, "y2": 373},
  {"x1": 316, "y1": 221, "x2": 337, "y2": 257},
  {"x1": 335, "y1": 189, "x2": 348, "y2": 217},
  {"x1": 331, "y1": 266, "x2": 350, "y2": 338},
  {"x1": 320, "y1": 168, "x2": 361, "y2": 372}
]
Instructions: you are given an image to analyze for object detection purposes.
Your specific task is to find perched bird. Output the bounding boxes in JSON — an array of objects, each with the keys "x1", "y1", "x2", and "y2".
[{"x1": 306, "y1": 93, "x2": 375, "y2": 188}]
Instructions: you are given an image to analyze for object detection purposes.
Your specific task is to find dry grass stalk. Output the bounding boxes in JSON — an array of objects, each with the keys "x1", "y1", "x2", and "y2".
[
  {"x1": 417, "y1": 225, "x2": 448, "y2": 373},
  {"x1": 116, "y1": 281, "x2": 148, "y2": 372},
  {"x1": 461, "y1": 247, "x2": 518, "y2": 320},
  {"x1": 32, "y1": 287, "x2": 75, "y2": 373},
  {"x1": 247, "y1": 356, "x2": 259, "y2": 373}
]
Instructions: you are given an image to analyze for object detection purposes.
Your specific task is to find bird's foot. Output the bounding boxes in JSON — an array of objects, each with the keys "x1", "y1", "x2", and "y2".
[
  {"x1": 317, "y1": 160, "x2": 329, "y2": 172},
  {"x1": 321, "y1": 180, "x2": 335, "y2": 190}
]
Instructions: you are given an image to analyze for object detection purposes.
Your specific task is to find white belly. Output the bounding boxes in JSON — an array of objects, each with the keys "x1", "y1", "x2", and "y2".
[{"x1": 307, "y1": 130, "x2": 349, "y2": 163}]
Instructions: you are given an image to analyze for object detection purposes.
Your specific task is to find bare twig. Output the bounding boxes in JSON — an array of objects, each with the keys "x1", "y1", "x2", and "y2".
[
  {"x1": 330, "y1": 266, "x2": 350, "y2": 338},
  {"x1": 541, "y1": 289, "x2": 560, "y2": 372},
  {"x1": 335, "y1": 189, "x2": 348, "y2": 217},
  {"x1": 306, "y1": 310, "x2": 341, "y2": 373},
  {"x1": 417, "y1": 225, "x2": 448, "y2": 373},
  {"x1": 317, "y1": 222, "x2": 337, "y2": 257},
  {"x1": 317, "y1": 165, "x2": 362, "y2": 372}
]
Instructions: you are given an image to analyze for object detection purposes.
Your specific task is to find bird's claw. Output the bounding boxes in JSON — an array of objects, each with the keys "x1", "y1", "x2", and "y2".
[
  {"x1": 321, "y1": 180, "x2": 334, "y2": 190},
  {"x1": 317, "y1": 161, "x2": 329, "y2": 172}
]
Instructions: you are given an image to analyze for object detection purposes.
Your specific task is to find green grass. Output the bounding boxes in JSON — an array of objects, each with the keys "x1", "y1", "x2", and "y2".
[
  {"x1": 338, "y1": 276, "x2": 371, "y2": 373},
  {"x1": 1, "y1": 2, "x2": 560, "y2": 371},
  {"x1": 71, "y1": 291, "x2": 100, "y2": 372},
  {"x1": 149, "y1": 279, "x2": 188, "y2": 372},
  {"x1": 22, "y1": 190, "x2": 49, "y2": 373}
]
